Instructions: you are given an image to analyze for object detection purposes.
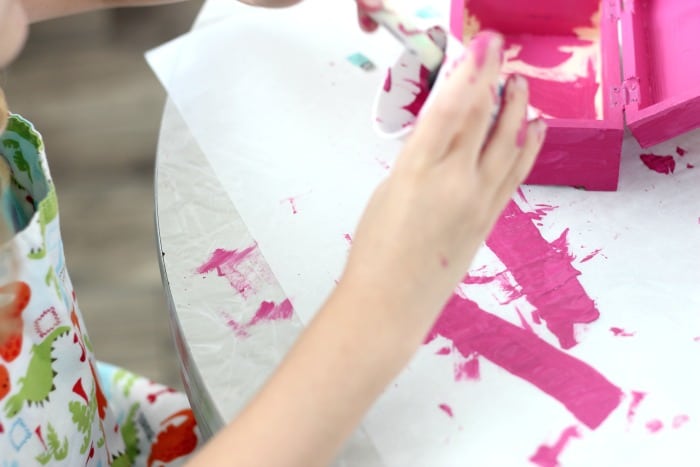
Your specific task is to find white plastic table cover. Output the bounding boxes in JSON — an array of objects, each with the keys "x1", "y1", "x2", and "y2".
[{"x1": 151, "y1": 1, "x2": 700, "y2": 465}]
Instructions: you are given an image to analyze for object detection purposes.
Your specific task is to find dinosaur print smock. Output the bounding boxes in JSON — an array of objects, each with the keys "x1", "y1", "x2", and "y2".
[{"x1": 0, "y1": 115, "x2": 201, "y2": 465}]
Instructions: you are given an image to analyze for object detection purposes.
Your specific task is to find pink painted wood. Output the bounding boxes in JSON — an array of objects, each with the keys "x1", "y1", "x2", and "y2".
[
  {"x1": 451, "y1": 0, "x2": 624, "y2": 191},
  {"x1": 621, "y1": 0, "x2": 700, "y2": 148}
]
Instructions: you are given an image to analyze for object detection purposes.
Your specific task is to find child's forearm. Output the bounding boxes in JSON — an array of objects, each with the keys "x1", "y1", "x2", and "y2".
[{"x1": 187, "y1": 279, "x2": 432, "y2": 467}]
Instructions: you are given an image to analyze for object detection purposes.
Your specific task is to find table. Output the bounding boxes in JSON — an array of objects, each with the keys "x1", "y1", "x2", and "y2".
[{"x1": 152, "y1": 2, "x2": 700, "y2": 465}]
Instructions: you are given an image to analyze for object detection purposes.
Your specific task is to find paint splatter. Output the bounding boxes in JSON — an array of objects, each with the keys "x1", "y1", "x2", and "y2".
[
  {"x1": 626, "y1": 391, "x2": 646, "y2": 423},
  {"x1": 403, "y1": 65, "x2": 432, "y2": 117},
  {"x1": 515, "y1": 307, "x2": 534, "y2": 333},
  {"x1": 579, "y1": 249, "x2": 602, "y2": 263},
  {"x1": 438, "y1": 403, "x2": 454, "y2": 418},
  {"x1": 646, "y1": 419, "x2": 663, "y2": 433},
  {"x1": 694, "y1": 336, "x2": 700, "y2": 342},
  {"x1": 397, "y1": 23, "x2": 422, "y2": 36},
  {"x1": 197, "y1": 245, "x2": 260, "y2": 298},
  {"x1": 436, "y1": 346, "x2": 452, "y2": 355},
  {"x1": 610, "y1": 327, "x2": 635, "y2": 337},
  {"x1": 672, "y1": 414, "x2": 689, "y2": 429},
  {"x1": 374, "y1": 156, "x2": 390, "y2": 170},
  {"x1": 453, "y1": 353, "x2": 480, "y2": 382},
  {"x1": 640, "y1": 154, "x2": 676, "y2": 174},
  {"x1": 676, "y1": 146, "x2": 687, "y2": 156},
  {"x1": 528, "y1": 204, "x2": 557, "y2": 221},
  {"x1": 343, "y1": 233, "x2": 353, "y2": 245},
  {"x1": 529, "y1": 426, "x2": 581, "y2": 467},
  {"x1": 283, "y1": 196, "x2": 299, "y2": 214},
  {"x1": 688, "y1": 163, "x2": 695, "y2": 169},
  {"x1": 223, "y1": 299, "x2": 294, "y2": 337},
  {"x1": 383, "y1": 68, "x2": 392, "y2": 92},
  {"x1": 486, "y1": 201, "x2": 600, "y2": 350},
  {"x1": 426, "y1": 294, "x2": 622, "y2": 429}
]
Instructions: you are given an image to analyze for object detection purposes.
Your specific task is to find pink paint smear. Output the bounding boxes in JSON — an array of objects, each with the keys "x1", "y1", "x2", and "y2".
[
  {"x1": 454, "y1": 353, "x2": 481, "y2": 382},
  {"x1": 640, "y1": 154, "x2": 676, "y2": 174},
  {"x1": 646, "y1": 419, "x2": 663, "y2": 433},
  {"x1": 486, "y1": 201, "x2": 600, "y2": 349},
  {"x1": 626, "y1": 391, "x2": 646, "y2": 423},
  {"x1": 426, "y1": 294, "x2": 622, "y2": 429},
  {"x1": 197, "y1": 245, "x2": 259, "y2": 298},
  {"x1": 438, "y1": 403, "x2": 454, "y2": 418},
  {"x1": 529, "y1": 426, "x2": 580, "y2": 467},
  {"x1": 610, "y1": 327, "x2": 635, "y2": 337},
  {"x1": 676, "y1": 146, "x2": 687, "y2": 156},
  {"x1": 673, "y1": 414, "x2": 690, "y2": 429},
  {"x1": 579, "y1": 248, "x2": 603, "y2": 263},
  {"x1": 223, "y1": 299, "x2": 294, "y2": 338},
  {"x1": 403, "y1": 65, "x2": 432, "y2": 117}
]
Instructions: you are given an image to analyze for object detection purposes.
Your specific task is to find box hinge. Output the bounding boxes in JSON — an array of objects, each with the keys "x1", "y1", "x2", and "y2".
[{"x1": 612, "y1": 77, "x2": 640, "y2": 108}]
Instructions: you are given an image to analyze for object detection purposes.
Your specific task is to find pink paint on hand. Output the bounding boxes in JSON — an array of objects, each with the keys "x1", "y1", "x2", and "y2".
[
  {"x1": 529, "y1": 426, "x2": 581, "y2": 467},
  {"x1": 676, "y1": 146, "x2": 687, "y2": 156},
  {"x1": 403, "y1": 65, "x2": 432, "y2": 117},
  {"x1": 640, "y1": 154, "x2": 676, "y2": 174},
  {"x1": 397, "y1": 23, "x2": 422, "y2": 36},
  {"x1": 438, "y1": 403, "x2": 454, "y2": 418},
  {"x1": 672, "y1": 414, "x2": 690, "y2": 429},
  {"x1": 427, "y1": 294, "x2": 622, "y2": 429},
  {"x1": 646, "y1": 419, "x2": 663, "y2": 433},
  {"x1": 516, "y1": 117, "x2": 529, "y2": 148},
  {"x1": 470, "y1": 31, "x2": 496, "y2": 69},
  {"x1": 486, "y1": 201, "x2": 600, "y2": 350},
  {"x1": 383, "y1": 68, "x2": 392, "y2": 92},
  {"x1": 454, "y1": 353, "x2": 480, "y2": 382},
  {"x1": 610, "y1": 327, "x2": 635, "y2": 337},
  {"x1": 197, "y1": 245, "x2": 259, "y2": 298},
  {"x1": 626, "y1": 391, "x2": 646, "y2": 423}
]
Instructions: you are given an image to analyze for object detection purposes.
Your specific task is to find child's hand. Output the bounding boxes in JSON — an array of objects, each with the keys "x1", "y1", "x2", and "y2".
[
  {"x1": 342, "y1": 31, "x2": 546, "y2": 324},
  {"x1": 356, "y1": 0, "x2": 381, "y2": 32}
]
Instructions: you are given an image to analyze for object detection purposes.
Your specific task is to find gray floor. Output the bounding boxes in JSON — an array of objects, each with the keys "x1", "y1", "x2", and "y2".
[{"x1": 3, "y1": 3, "x2": 203, "y2": 388}]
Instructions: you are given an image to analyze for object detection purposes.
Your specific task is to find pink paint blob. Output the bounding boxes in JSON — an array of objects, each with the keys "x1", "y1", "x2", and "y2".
[
  {"x1": 223, "y1": 299, "x2": 294, "y2": 338},
  {"x1": 640, "y1": 154, "x2": 676, "y2": 174},
  {"x1": 646, "y1": 419, "x2": 663, "y2": 433},
  {"x1": 672, "y1": 414, "x2": 690, "y2": 429},
  {"x1": 438, "y1": 403, "x2": 454, "y2": 418},
  {"x1": 454, "y1": 353, "x2": 481, "y2": 382},
  {"x1": 197, "y1": 245, "x2": 258, "y2": 298},
  {"x1": 676, "y1": 146, "x2": 687, "y2": 156},
  {"x1": 436, "y1": 346, "x2": 452, "y2": 355},
  {"x1": 403, "y1": 65, "x2": 432, "y2": 117},
  {"x1": 427, "y1": 294, "x2": 622, "y2": 429},
  {"x1": 383, "y1": 68, "x2": 392, "y2": 92},
  {"x1": 610, "y1": 327, "x2": 635, "y2": 337},
  {"x1": 627, "y1": 391, "x2": 646, "y2": 423},
  {"x1": 343, "y1": 233, "x2": 353, "y2": 245},
  {"x1": 579, "y1": 248, "x2": 602, "y2": 263},
  {"x1": 688, "y1": 163, "x2": 695, "y2": 169},
  {"x1": 486, "y1": 201, "x2": 600, "y2": 350},
  {"x1": 529, "y1": 426, "x2": 581, "y2": 467},
  {"x1": 694, "y1": 336, "x2": 700, "y2": 342}
]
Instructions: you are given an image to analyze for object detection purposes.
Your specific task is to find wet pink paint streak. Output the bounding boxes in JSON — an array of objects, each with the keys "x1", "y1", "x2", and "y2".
[
  {"x1": 436, "y1": 346, "x2": 452, "y2": 355},
  {"x1": 486, "y1": 201, "x2": 600, "y2": 350},
  {"x1": 610, "y1": 327, "x2": 635, "y2": 337},
  {"x1": 646, "y1": 419, "x2": 663, "y2": 433},
  {"x1": 453, "y1": 353, "x2": 480, "y2": 381},
  {"x1": 383, "y1": 68, "x2": 392, "y2": 92},
  {"x1": 525, "y1": 60, "x2": 599, "y2": 119},
  {"x1": 438, "y1": 403, "x2": 454, "y2": 418},
  {"x1": 403, "y1": 65, "x2": 431, "y2": 116},
  {"x1": 673, "y1": 414, "x2": 690, "y2": 429},
  {"x1": 516, "y1": 118, "x2": 528, "y2": 147},
  {"x1": 640, "y1": 154, "x2": 676, "y2": 174},
  {"x1": 427, "y1": 294, "x2": 622, "y2": 429},
  {"x1": 627, "y1": 391, "x2": 646, "y2": 423},
  {"x1": 197, "y1": 245, "x2": 258, "y2": 298},
  {"x1": 223, "y1": 299, "x2": 294, "y2": 337},
  {"x1": 529, "y1": 426, "x2": 580, "y2": 467},
  {"x1": 580, "y1": 249, "x2": 602, "y2": 263},
  {"x1": 676, "y1": 146, "x2": 687, "y2": 156}
]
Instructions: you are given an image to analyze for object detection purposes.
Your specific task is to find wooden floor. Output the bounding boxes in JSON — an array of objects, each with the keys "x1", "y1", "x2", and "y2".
[{"x1": 3, "y1": 3, "x2": 203, "y2": 388}]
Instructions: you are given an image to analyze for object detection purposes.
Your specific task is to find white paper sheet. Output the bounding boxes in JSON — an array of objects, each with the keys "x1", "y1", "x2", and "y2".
[{"x1": 147, "y1": 2, "x2": 700, "y2": 464}]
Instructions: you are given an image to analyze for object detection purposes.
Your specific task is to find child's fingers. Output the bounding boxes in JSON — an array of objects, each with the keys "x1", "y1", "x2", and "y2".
[
  {"x1": 492, "y1": 119, "x2": 546, "y2": 207},
  {"x1": 444, "y1": 31, "x2": 505, "y2": 165},
  {"x1": 478, "y1": 74, "x2": 529, "y2": 181},
  {"x1": 356, "y1": 0, "x2": 381, "y2": 31},
  {"x1": 413, "y1": 31, "x2": 504, "y2": 165}
]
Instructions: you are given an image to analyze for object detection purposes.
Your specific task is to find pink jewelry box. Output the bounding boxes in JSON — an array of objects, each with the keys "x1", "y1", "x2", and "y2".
[{"x1": 450, "y1": 0, "x2": 700, "y2": 191}]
